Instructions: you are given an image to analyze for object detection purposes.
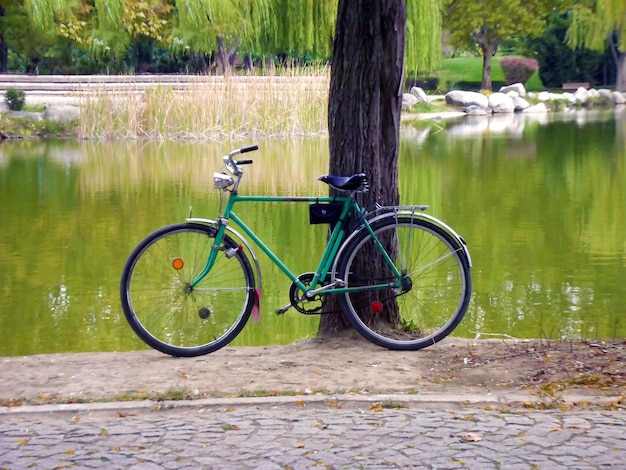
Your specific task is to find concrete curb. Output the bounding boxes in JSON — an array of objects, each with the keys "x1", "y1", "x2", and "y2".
[{"x1": 1, "y1": 391, "x2": 618, "y2": 415}]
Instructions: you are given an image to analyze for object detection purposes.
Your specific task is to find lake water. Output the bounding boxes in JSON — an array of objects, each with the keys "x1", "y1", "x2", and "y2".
[{"x1": 1, "y1": 109, "x2": 625, "y2": 355}]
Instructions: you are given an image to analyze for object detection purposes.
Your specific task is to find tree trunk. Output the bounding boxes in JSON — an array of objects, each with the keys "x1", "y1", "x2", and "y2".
[
  {"x1": 0, "y1": 6, "x2": 6, "y2": 73},
  {"x1": 480, "y1": 47, "x2": 493, "y2": 91},
  {"x1": 617, "y1": 51, "x2": 625, "y2": 93},
  {"x1": 472, "y1": 26, "x2": 499, "y2": 91},
  {"x1": 0, "y1": 34, "x2": 7, "y2": 74},
  {"x1": 319, "y1": 0, "x2": 405, "y2": 335},
  {"x1": 216, "y1": 36, "x2": 230, "y2": 75}
]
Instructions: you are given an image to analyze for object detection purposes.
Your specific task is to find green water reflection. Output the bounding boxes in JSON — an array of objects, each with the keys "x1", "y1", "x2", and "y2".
[{"x1": 0, "y1": 110, "x2": 624, "y2": 355}]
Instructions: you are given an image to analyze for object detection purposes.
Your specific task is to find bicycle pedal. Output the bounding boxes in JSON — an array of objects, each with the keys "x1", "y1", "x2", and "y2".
[{"x1": 276, "y1": 303, "x2": 293, "y2": 315}]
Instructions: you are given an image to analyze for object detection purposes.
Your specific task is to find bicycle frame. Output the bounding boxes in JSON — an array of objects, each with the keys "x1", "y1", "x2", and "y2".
[{"x1": 188, "y1": 193, "x2": 404, "y2": 296}]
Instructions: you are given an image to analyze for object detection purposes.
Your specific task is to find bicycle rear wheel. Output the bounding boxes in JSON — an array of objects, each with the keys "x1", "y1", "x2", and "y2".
[
  {"x1": 120, "y1": 223, "x2": 255, "y2": 357},
  {"x1": 337, "y1": 216, "x2": 471, "y2": 350}
]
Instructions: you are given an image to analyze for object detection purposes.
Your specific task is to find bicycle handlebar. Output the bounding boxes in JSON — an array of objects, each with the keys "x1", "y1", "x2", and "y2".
[
  {"x1": 223, "y1": 145, "x2": 258, "y2": 182},
  {"x1": 240, "y1": 145, "x2": 259, "y2": 154}
]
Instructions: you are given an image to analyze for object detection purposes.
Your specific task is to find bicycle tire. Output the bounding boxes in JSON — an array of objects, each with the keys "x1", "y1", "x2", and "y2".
[
  {"x1": 120, "y1": 223, "x2": 255, "y2": 357},
  {"x1": 337, "y1": 216, "x2": 471, "y2": 350}
]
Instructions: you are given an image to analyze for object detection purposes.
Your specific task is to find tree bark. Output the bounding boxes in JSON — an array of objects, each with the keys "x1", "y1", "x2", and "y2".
[
  {"x1": 617, "y1": 51, "x2": 625, "y2": 93},
  {"x1": 216, "y1": 36, "x2": 230, "y2": 75},
  {"x1": 0, "y1": 6, "x2": 7, "y2": 73},
  {"x1": 471, "y1": 27, "x2": 500, "y2": 91},
  {"x1": 480, "y1": 45, "x2": 495, "y2": 91},
  {"x1": 319, "y1": 0, "x2": 405, "y2": 335}
]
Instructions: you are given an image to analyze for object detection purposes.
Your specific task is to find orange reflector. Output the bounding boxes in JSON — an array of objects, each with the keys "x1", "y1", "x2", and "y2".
[{"x1": 172, "y1": 258, "x2": 184, "y2": 270}]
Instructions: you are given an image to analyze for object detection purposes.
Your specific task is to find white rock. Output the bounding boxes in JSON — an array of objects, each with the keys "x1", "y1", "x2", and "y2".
[
  {"x1": 499, "y1": 83, "x2": 526, "y2": 97},
  {"x1": 44, "y1": 105, "x2": 81, "y2": 122},
  {"x1": 445, "y1": 90, "x2": 489, "y2": 108},
  {"x1": 488, "y1": 92, "x2": 515, "y2": 113},
  {"x1": 574, "y1": 87, "x2": 589, "y2": 105},
  {"x1": 512, "y1": 97, "x2": 530, "y2": 112},
  {"x1": 410, "y1": 86, "x2": 431, "y2": 104},
  {"x1": 466, "y1": 104, "x2": 489, "y2": 115},
  {"x1": 523, "y1": 103, "x2": 548, "y2": 113},
  {"x1": 537, "y1": 91, "x2": 552, "y2": 102},
  {"x1": 402, "y1": 93, "x2": 418, "y2": 109}
]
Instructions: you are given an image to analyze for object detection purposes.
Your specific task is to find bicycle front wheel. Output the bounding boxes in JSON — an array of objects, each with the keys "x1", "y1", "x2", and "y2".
[
  {"x1": 120, "y1": 223, "x2": 255, "y2": 357},
  {"x1": 337, "y1": 216, "x2": 471, "y2": 350}
]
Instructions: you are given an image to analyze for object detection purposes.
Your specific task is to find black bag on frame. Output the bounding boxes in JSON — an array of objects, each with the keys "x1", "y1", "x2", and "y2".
[{"x1": 309, "y1": 202, "x2": 343, "y2": 225}]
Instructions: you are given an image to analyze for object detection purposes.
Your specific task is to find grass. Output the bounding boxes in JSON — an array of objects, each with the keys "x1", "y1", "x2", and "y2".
[
  {"x1": 433, "y1": 55, "x2": 544, "y2": 92},
  {"x1": 78, "y1": 69, "x2": 330, "y2": 140}
]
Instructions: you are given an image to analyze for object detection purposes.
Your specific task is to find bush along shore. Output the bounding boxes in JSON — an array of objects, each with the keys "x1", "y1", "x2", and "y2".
[{"x1": 2, "y1": 80, "x2": 626, "y2": 141}]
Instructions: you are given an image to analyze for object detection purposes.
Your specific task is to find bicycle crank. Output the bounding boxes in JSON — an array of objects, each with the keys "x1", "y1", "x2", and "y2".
[{"x1": 288, "y1": 272, "x2": 328, "y2": 314}]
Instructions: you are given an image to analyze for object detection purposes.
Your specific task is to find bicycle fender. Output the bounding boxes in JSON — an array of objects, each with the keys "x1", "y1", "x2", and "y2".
[
  {"x1": 330, "y1": 211, "x2": 472, "y2": 283},
  {"x1": 186, "y1": 218, "x2": 263, "y2": 290}
]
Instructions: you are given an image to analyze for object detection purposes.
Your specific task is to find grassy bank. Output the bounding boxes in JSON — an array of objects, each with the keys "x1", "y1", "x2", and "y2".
[
  {"x1": 434, "y1": 56, "x2": 544, "y2": 92},
  {"x1": 78, "y1": 72, "x2": 330, "y2": 140},
  {"x1": 1, "y1": 57, "x2": 547, "y2": 140}
]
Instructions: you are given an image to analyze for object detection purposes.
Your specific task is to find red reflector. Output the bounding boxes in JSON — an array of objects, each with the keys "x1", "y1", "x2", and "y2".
[{"x1": 371, "y1": 301, "x2": 383, "y2": 313}]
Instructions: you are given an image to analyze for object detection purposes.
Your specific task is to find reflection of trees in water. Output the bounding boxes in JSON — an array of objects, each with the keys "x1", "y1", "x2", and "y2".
[
  {"x1": 67, "y1": 139, "x2": 331, "y2": 194},
  {"x1": 402, "y1": 111, "x2": 626, "y2": 341}
]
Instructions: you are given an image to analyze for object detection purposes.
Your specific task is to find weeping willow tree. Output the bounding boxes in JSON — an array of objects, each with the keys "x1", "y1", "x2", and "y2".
[
  {"x1": 567, "y1": 0, "x2": 626, "y2": 92},
  {"x1": 25, "y1": 0, "x2": 173, "y2": 60},
  {"x1": 406, "y1": 0, "x2": 442, "y2": 76},
  {"x1": 24, "y1": 0, "x2": 438, "y2": 76}
]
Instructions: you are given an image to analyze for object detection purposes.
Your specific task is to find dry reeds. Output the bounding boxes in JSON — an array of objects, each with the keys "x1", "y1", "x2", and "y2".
[{"x1": 77, "y1": 68, "x2": 330, "y2": 140}]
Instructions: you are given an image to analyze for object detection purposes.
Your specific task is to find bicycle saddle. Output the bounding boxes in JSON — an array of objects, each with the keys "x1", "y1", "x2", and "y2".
[{"x1": 318, "y1": 173, "x2": 369, "y2": 192}]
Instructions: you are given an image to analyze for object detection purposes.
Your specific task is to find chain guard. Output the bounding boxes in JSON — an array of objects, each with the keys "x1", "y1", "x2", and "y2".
[{"x1": 289, "y1": 273, "x2": 328, "y2": 314}]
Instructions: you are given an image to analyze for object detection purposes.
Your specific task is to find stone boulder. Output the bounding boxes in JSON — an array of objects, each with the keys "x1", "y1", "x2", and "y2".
[
  {"x1": 613, "y1": 92, "x2": 626, "y2": 105},
  {"x1": 410, "y1": 86, "x2": 431, "y2": 105},
  {"x1": 402, "y1": 93, "x2": 418, "y2": 110},
  {"x1": 44, "y1": 105, "x2": 81, "y2": 122},
  {"x1": 466, "y1": 105, "x2": 489, "y2": 116},
  {"x1": 6, "y1": 110, "x2": 43, "y2": 121},
  {"x1": 523, "y1": 103, "x2": 548, "y2": 114},
  {"x1": 445, "y1": 90, "x2": 489, "y2": 109},
  {"x1": 499, "y1": 83, "x2": 526, "y2": 97},
  {"x1": 574, "y1": 87, "x2": 589, "y2": 105},
  {"x1": 488, "y1": 92, "x2": 515, "y2": 113},
  {"x1": 512, "y1": 96, "x2": 530, "y2": 112}
]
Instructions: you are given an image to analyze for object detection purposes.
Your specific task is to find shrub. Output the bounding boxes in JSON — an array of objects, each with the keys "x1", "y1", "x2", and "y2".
[
  {"x1": 5, "y1": 88, "x2": 26, "y2": 111},
  {"x1": 499, "y1": 58, "x2": 539, "y2": 85}
]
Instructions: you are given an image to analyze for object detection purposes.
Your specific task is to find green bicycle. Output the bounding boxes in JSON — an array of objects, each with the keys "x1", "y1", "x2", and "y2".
[{"x1": 120, "y1": 145, "x2": 472, "y2": 357}]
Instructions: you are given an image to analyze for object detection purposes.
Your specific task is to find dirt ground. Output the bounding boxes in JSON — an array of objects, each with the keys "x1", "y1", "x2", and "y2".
[{"x1": 1, "y1": 334, "x2": 625, "y2": 407}]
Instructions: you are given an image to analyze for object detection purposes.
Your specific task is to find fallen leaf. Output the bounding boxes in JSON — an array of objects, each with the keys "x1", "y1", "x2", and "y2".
[{"x1": 461, "y1": 432, "x2": 483, "y2": 442}]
